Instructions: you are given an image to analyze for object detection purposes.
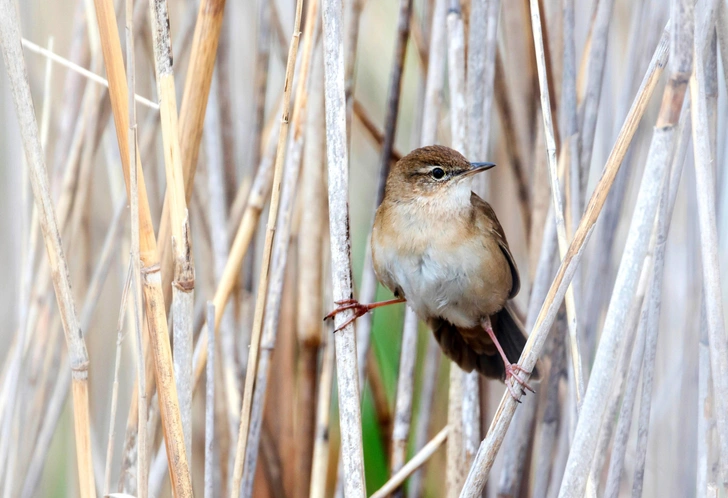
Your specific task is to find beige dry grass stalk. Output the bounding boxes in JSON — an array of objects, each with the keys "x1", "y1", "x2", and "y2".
[
  {"x1": 90, "y1": 0, "x2": 193, "y2": 494},
  {"x1": 147, "y1": 0, "x2": 195, "y2": 467},
  {"x1": 229, "y1": 0, "x2": 304, "y2": 495},
  {"x1": 321, "y1": 0, "x2": 367, "y2": 493},
  {"x1": 0, "y1": 2, "x2": 96, "y2": 496}
]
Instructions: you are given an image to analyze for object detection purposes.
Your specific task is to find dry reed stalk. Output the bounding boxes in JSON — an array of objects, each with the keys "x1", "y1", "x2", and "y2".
[
  {"x1": 0, "y1": 2, "x2": 95, "y2": 497},
  {"x1": 20, "y1": 39, "x2": 158, "y2": 110},
  {"x1": 446, "y1": 4, "x2": 468, "y2": 495},
  {"x1": 690, "y1": 0, "x2": 728, "y2": 482},
  {"x1": 577, "y1": 0, "x2": 615, "y2": 196},
  {"x1": 205, "y1": 302, "x2": 216, "y2": 498},
  {"x1": 49, "y1": 0, "x2": 90, "y2": 180},
  {"x1": 157, "y1": 0, "x2": 226, "y2": 307},
  {"x1": 352, "y1": 100, "x2": 404, "y2": 161},
  {"x1": 719, "y1": 2, "x2": 728, "y2": 89},
  {"x1": 630, "y1": 142, "x2": 680, "y2": 498},
  {"x1": 91, "y1": 0, "x2": 193, "y2": 493},
  {"x1": 390, "y1": 308, "x2": 419, "y2": 494},
  {"x1": 147, "y1": 0, "x2": 195, "y2": 465},
  {"x1": 321, "y1": 0, "x2": 367, "y2": 492},
  {"x1": 371, "y1": 426, "x2": 450, "y2": 498},
  {"x1": 296, "y1": 42, "x2": 326, "y2": 498},
  {"x1": 587, "y1": 246, "x2": 656, "y2": 494},
  {"x1": 126, "y1": 3, "x2": 147, "y2": 495},
  {"x1": 240, "y1": 2, "x2": 319, "y2": 492},
  {"x1": 229, "y1": 1, "x2": 304, "y2": 494},
  {"x1": 528, "y1": 0, "x2": 585, "y2": 410},
  {"x1": 498, "y1": 206, "x2": 559, "y2": 494},
  {"x1": 190, "y1": 107, "x2": 282, "y2": 392},
  {"x1": 459, "y1": 27, "x2": 670, "y2": 497},
  {"x1": 309, "y1": 332, "x2": 335, "y2": 498},
  {"x1": 344, "y1": 0, "x2": 365, "y2": 138},
  {"x1": 0, "y1": 35, "x2": 52, "y2": 485},
  {"x1": 493, "y1": 51, "x2": 532, "y2": 236},
  {"x1": 104, "y1": 263, "x2": 133, "y2": 496},
  {"x1": 531, "y1": 314, "x2": 566, "y2": 498},
  {"x1": 250, "y1": 0, "x2": 271, "y2": 177},
  {"x1": 408, "y1": 336, "x2": 442, "y2": 498},
  {"x1": 375, "y1": 0, "x2": 412, "y2": 202},
  {"x1": 464, "y1": 0, "x2": 489, "y2": 458},
  {"x1": 203, "y1": 68, "x2": 240, "y2": 451},
  {"x1": 580, "y1": 0, "x2": 660, "y2": 358},
  {"x1": 602, "y1": 263, "x2": 652, "y2": 498},
  {"x1": 333, "y1": 0, "x2": 415, "y2": 488},
  {"x1": 472, "y1": 0, "x2": 500, "y2": 164},
  {"x1": 558, "y1": 14, "x2": 691, "y2": 493},
  {"x1": 20, "y1": 200, "x2": 125, "y2": 498}
]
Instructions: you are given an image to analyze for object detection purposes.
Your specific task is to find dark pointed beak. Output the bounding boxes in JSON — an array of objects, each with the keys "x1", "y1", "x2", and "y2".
[{"x1": 458, "y1": 162, "x2": 496, "y2": 178}]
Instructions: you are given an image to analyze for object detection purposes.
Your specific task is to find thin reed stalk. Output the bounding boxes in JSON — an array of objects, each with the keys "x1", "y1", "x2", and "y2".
[
  {"x1": 91, "y1": 0, "x2": 193, "y2": 492},
  {"x1": 229, "y1": 1, "x2": 304, "y2": 494},
  {"x1": 147, "y1": 0, "x2": 195, "y2": 465},
  {"x1": 157, "y1": 0, "x2": 226, "y2": 307},
  {"x1": 205, "y1": 302, "x2": 216, "y2": 498},
  {"x1": 371, "y1": 426, "x2": 449, "y2": 498},
  {"x1": 690, "y1": 0, "x2": 728, "y2": 482},
  {"x1": 321, "y1": 0, "x2": 367, "y2": 492},
  {"x1": 309, "y1": 331, "x2": 335, "y2": 498},
  {"x1": 446, "y1": 4, "x2": 467, "y2": 496},
  {"x1": 296, "y1": 42, "x2": 326, "y2": 498},
  {"x1": 390, "y1": 308, "x2": 419, "y2": 494},
  {"x1": 529, "y1": 0, "x2": 585, "y2": 411},
  {"x1": 240, "y1": 1, "x2": 320, "y2": 492},
  {"x1": 104, "y1": 264, "x2": 133, "y2": 496},
  {"x1": 0, "y1": 2, "x2": 95, "y2": 496}
]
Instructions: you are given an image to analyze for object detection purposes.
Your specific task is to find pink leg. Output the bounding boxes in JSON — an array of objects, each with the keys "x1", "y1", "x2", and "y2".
[
  {"x1": 481, "y1": 316, "x2": 534, "y2": 400},
  {"x1": 324, "y1": 297, "x2": 406, "y2": 332}
]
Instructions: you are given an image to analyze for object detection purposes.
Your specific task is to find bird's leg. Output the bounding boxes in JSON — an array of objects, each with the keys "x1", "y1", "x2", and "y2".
[
  {"x1": 324, "y1": 297, "x2": 406, "y2": 332},
  {"x1": 481, "y1": 317, "x2": 534, "y2": 400}
]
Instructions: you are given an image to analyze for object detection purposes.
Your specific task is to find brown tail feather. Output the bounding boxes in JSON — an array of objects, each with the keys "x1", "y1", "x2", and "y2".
[{"x1": 429, "y1": 304, "x2": 539, "y2": 382}]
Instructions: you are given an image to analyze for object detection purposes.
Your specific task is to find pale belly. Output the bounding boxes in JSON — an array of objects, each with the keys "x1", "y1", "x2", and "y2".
[{"x1": 373, "y1": 239, "x2": 510, "y2": 329}]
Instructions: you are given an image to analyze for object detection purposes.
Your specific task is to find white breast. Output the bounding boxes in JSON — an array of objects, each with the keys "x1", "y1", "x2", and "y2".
[{"x1": 373, "y1": 196, "x2": 484, "y2": 328}]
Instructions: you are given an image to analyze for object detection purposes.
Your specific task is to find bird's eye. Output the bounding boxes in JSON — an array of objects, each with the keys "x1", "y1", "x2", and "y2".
[{"x1": 431, "y1": 167, "x2": 445, "y2": 179}]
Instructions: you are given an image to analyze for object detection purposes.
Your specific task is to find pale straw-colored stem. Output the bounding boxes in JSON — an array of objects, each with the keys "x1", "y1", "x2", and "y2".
[
  {"x1": 20, "y1": 38, "x2": 158, "y2": 110},
  {"x1": 321, "y1": 0, "x2": 367, "y2": 492},
  {"x1": 446, "y1": 5, "x2": 468, "y2": 496},
  {"x1": 0, "y1": 2, "x2": 95, "y2": 496},
  {"x1": 229, "y1": 0, "x2": 304, "y2": 494},
  {"x1": 390, "y1": 308, "x2": 419, "y2": 492},
  {"x1": 371, "y1": 426, "x2": 450, "y2": 498},
  {"x1": 690, "y1": 0, "x2": 728, "y2": 482},
  {"x1": 239, "y1": 2, "x2": 319, "y2": 492},
  {"x1": 529, "y1": 0, "x2": 585, "y2": 411},
  {"x1": 205, "y1": 302, "x2": 215, "y2": 498}
]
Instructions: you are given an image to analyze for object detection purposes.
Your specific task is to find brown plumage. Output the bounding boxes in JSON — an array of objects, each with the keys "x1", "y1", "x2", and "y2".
[{"x1": 370, "y1": 145, "x2": 537, "y2": 390}]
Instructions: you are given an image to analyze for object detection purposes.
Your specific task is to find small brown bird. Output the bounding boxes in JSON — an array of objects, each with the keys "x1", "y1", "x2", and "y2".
[{"x1": 326, "y1": 145, "x2": 536, "y2": 398}]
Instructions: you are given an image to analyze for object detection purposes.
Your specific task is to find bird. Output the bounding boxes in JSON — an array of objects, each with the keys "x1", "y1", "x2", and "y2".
[{"x1": 325, "y1": 145, "x2": 537, "y2": 398}]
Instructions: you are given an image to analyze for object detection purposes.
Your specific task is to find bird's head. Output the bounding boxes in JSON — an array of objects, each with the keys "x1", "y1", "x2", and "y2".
[{"x1": 383, "y1": 145, "x2": 495, "y2": 205}]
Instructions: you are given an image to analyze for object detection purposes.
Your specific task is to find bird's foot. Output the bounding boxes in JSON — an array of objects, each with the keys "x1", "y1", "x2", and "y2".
[
  {"x1": 504, "y1": 362, "x2": 534, "y2": 401},
  {"x1": 324, "y1": 299, "x2": 370, "y2": 332},
  {"x1": 324, "y1": 297, "x2": 406, "y2": 332}
]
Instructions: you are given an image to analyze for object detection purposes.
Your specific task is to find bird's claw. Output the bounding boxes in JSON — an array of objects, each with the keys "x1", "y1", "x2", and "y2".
[
  {"x1": 324, "y1": 299, "x2": 371, "y2": 332},
  {"x1": 504, "y1": 363, "x2": 534, "y2": 401}
]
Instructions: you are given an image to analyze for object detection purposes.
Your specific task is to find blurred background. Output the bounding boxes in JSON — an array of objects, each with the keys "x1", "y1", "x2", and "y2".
[{"x1": 0, "y1": 0, "x2": 727, "y2": 496}]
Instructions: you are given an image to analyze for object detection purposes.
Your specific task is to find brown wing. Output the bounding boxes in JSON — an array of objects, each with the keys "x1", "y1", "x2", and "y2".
[{"x1": 470, "y1": 192, "x2": 520, "y2": 299}]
